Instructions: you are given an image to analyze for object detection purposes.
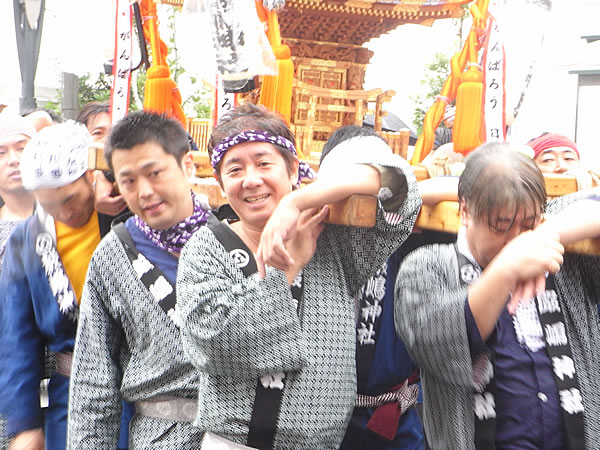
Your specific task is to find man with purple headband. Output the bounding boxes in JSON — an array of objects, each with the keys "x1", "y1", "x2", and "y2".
[
  {"x1": 67, "y1": 111, "x2": 210, "y2": 448},
  {"x1": 176, "y1": 103, "x2": 421, "y2": 448}
]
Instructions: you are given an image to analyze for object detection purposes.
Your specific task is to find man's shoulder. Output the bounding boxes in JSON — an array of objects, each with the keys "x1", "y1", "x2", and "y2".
[
  {"x1": 90, "y1": 228, "x2": 124, "y2": 264},
  {"x1": 398, "y1": 242, "x2": 456, "y2": 277},
  {"x1": 0, "y1": 219, "x2": 22, "y2": 241},
  {"x1": 0, "y1": 215, "x2": 39, "y2": 245},
  {"x1": 406, "y1": 242, "x2": 455, "y2": 261}
]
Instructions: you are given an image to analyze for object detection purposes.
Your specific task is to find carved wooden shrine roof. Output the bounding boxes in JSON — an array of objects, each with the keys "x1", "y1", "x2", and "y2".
[{"x1": 278, "y1": 0, "x2": 470, "y2": 45}]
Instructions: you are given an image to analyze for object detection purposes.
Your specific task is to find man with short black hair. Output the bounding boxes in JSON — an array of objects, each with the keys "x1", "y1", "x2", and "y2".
[
  {"x1": 67, "y1": 111, "x2": 210, "y2": 448},
  {"x1": 0, "y1": 113, "x2": 36, "y2": 450},
  {"x1": 0, "y1": 114, "x2": 36, "y2": 265}
]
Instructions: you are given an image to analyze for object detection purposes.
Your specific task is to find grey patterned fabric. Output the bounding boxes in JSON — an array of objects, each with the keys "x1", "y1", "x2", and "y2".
[
  {"x1": 177, "y1": 157, "x2": 421, "y2": 449},
  {"x1": 394, "y1": 191, "x2": 600, "y2": 449},
  {"x1": 67, "y1": 235, "x2": 205, "y2": 449}
]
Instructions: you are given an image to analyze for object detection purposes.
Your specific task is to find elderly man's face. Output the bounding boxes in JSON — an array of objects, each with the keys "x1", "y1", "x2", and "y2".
[
  {"x1": 461, "y1": 204, "x2": 541, "y2": 268},
  {"x1": 534, "y1": 148, "x2": 580, "y2": 174},
  {"x1": 0, "y1": 134, "x2": 29, "y2": 194}
]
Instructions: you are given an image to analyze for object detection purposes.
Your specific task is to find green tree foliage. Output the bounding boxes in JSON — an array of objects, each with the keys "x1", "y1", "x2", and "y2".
[
  {"x1": 411, "y1": 52, "x2": 451, "y2": 135},
  {"x1": 78, "y1": 73, "x2": 112, "y2": 105},
  {"x1": 164, "y1": 6, "x2": 211, "y2": 119},
  {"x1": 46, "y1": 5, "x2": 211, "y2": 119},
  {"x1": 411, "y1": 5, "x2": 467, "y2": 136}
]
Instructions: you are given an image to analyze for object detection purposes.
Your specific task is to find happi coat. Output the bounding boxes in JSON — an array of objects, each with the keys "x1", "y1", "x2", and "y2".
[
  {"x1": 66, "y1": 222, "x2": 205, "y2": 449},
  {"x1": 0, "y1": 207, "x2": 112, "y2": 450},
  {"x1": 176, "y1": 154, "x2": 421, "y2": 449},
  {"x1": 394, "y1": 192, "x2": 600, "y2": 449}
]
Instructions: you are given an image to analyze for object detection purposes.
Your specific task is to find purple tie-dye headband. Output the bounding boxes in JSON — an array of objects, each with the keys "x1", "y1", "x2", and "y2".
[{"x1": 211, "y1": 130, "x2": 316, "y2": 183}]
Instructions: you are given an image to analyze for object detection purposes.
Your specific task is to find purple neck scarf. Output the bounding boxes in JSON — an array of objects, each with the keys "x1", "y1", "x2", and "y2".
[
  {"x1": 211, "y1": 130, "x2": 316, "y2": 184},
  {"x1": 133, "y1": 191, "x2": 210, "y2": 254}
]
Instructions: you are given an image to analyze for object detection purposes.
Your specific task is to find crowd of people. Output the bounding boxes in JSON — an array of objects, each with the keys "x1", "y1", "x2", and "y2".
[{"x1": 0, "y1": 100, "x2": 598, "y2": 450}]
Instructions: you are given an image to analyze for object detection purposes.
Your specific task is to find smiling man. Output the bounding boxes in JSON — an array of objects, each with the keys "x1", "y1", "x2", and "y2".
[
  {"x1": 0, "y1": 121, "x2": 118, "y2": 450},
  {"x1": 67, "y1": 111, "x2": 210, "y2": 448}
]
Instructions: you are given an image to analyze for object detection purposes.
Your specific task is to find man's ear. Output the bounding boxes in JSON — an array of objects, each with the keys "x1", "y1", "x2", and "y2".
[
  {"x1": 213, "y1": 170, "x2": 226, "y2": 198},
  {"x1": 459, "y1": 201, "x2": 469, "y2": 227},
  {"x1": 182, "y1": 151, "x2": 195, "y2": 178},
  {"x1": 290, "y1": 158, "x2": 300, "y2": 188},
  {"x1": 85, "y1": 169, "x2": 95, "y2": 185}
]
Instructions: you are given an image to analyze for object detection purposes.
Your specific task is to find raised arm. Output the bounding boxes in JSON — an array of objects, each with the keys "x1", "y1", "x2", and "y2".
[
  {"x1": 540, "y1": 198, "x2": 600, "y2": 245},
  {"x1": 418, "y1": 176, "x2": 459, "y2": 206},
  {"x1": 256, "y1": 163, "x2": 382, "y2": 277},
  {"x1": 259, "y1": 152, "x2": 421, "y2": 296},
  {"x1": 467, "y1": 229, "x2": 564, "y2": 340}
]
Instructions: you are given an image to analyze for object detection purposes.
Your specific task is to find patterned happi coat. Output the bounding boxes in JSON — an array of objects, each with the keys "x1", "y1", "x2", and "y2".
[
  {"x1": 176, "y1": 155, "x2": 421, "y2": 449},
  {"x1": 67, "y1": 227, "x2": 206, "y2": 449},
  {"x1": 0, "y1": 208, "x2": 91, "y2": 450},
  {"x1": 394, "y1": 191, "x2": 600, "y2": 449}
]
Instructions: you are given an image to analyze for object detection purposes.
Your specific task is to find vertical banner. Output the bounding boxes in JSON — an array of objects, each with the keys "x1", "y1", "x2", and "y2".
[
  {"x1": 110, "y1": 0, "x2": 133, "y2": 125},
  {"x1": 482, "y1": 15, "x2": 506, "y2": 142},
  {"x1": 213, "y1": 73, "x2": 238, "y2": 127}
]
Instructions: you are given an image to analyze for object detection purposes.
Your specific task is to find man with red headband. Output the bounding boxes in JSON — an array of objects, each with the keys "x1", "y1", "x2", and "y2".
[{"x1": 527, "y1": 132, "x2": 580, "y2": 174}]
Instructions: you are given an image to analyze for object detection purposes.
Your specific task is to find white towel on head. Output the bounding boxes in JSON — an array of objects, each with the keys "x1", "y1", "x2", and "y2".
[
  {"x1": 0, "y1": 113, "x2": 36, "y2": 141},
  {"x1": 21, "y1": 120, "x2": 92, "y2": 190}
]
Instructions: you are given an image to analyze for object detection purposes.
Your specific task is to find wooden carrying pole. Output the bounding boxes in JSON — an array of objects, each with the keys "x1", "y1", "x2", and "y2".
[
  {"x1": 88, "y1": 146, "x2": 376, "y2": 228},
  {"x1": 88, "y1": 146, "x2": 600, "y2": 255}
]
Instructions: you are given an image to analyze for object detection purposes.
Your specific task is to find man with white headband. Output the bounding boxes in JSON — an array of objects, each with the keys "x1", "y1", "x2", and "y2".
[
  {"x1": 0, "y1": 113, "x2": 37, "y2": 450},
  {"x1": 0, "y1": 113, "x2": 36, "y2": 267},
  {"x1": 67, "y1": 112, "x2": 210, "y2": 448},
  {"x1": 0, "y1": 121, "x2": 122, "y2": 450}
]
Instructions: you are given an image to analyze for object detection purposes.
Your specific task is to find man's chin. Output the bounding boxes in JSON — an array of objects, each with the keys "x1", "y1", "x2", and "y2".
[
  {"x1": 2, "y1": 184, "x2": 29, "y2": 195},
  {"x1": 144, "y1": 217, "x2": 171, "y2": 231}
]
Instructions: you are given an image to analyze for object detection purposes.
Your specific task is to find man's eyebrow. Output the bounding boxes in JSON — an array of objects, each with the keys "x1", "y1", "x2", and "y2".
[
  {"x1": 222, "y1": 156, "x2": 241, "y2": 167},
  {"x1": 222, "y1": 150, "x2": 270, "y2": 167},
  {"x1": 540, "y1": 148, "x2": 577, "y2": 155},
  {"x1": 118, "y1": 160, "x2": 160, "y2": 177}
]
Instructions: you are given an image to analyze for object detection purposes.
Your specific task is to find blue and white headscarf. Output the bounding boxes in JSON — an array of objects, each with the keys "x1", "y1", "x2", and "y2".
[{"x1": 21, "y1": 120, "x2": 91, "y2": 190}]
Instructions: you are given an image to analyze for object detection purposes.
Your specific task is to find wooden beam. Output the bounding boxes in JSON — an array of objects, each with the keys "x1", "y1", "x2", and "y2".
[
  {"x1": 190, "y1": 178, "x2": 376, "y2": 228},
  {"x1": 415, "y1": 201, "x2": 460, "y2": 233},
  {"x1": 192, "y1": 153, "x2": 214, "y2": 178},
  {"x1": 90, "y1": 146, "x2": 590, "y2": 200},
  {"x1": 411, "y1": 165, "x2": 587, "y2": 197},
  {"x1": 88, "y1": 145, "x2": 106, "y2": 171},
  {"x1": 90, "y1": 146, "x2": 600, "y2": 254},
  {"x1": 415, "y1": 201, "x2": 600, "y2": 257}
]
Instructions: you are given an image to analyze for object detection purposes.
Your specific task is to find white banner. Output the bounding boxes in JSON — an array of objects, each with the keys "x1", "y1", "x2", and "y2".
[
  {"x1": 213, "y1": 73, "x2": 237, "y2": 126},
  {"x1": 110, "y1": 0, "x2": 133, "y2": 125},
  {"x1": 482, "y1": 15, "x2": 506, "y2": 142}
]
